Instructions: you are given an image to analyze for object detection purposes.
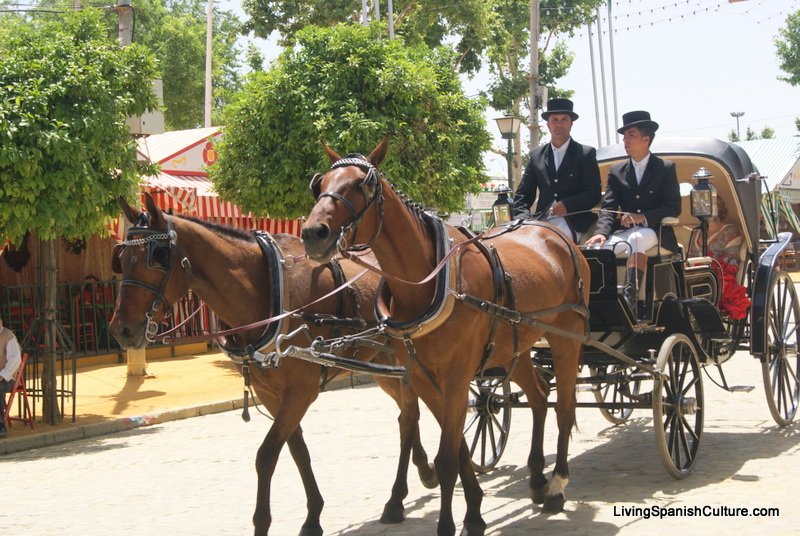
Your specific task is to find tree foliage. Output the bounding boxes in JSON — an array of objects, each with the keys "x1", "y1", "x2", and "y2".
[
  {"x1": 129, "y1": 0, "x2": 243, "y2": 130},
  {"x1": 0, "y1": 9, "x2": 157, "y2": 244},
  {"x1": 211, "y1": 23, "x2": 490, "y2": 219},
  {"x1": 776, "y1": 10, "x2": 800, "y2": 86}
]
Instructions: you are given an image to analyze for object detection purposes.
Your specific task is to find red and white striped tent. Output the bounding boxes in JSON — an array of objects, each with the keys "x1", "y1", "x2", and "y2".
[{"x1": 120, "y1": 127, "x2": 302, "y2": 238}]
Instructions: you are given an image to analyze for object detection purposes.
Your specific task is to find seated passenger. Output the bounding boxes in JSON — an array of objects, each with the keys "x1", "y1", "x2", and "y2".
[
  {"x1": 688, "y1": 197, "x2": 750, "y2": 319},
  {"x1": 687, "y1": 197, "x2": 743, "y2": 265},
  {"x1": 584, "y1": 110, "x2": 681, "y2": 314}
]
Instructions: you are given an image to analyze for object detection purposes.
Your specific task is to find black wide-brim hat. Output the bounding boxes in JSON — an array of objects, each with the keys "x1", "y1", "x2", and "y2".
[
  {"x1": 617, "y1": 110, "x2": 659, "y2": 134},
  {"x1": 541, "y1": 98, "x2": 579, "y2": 121}
]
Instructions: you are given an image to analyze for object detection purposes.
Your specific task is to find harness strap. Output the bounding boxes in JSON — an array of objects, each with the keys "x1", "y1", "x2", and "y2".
[{"x1": 402, "y1": 337, "x2": 442, "y2": 394}]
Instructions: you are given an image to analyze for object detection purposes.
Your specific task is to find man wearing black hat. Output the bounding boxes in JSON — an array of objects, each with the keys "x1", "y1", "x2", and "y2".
[
  {"x1": 511, "y1": 98, "x2": 601, "y2": 242},
  {"x1": 585, "y1": 110, "x2": 681, "y2": 315}
]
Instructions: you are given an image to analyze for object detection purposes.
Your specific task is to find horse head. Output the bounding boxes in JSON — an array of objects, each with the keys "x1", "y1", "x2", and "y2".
[
  {"x1": 109, "y1": 193, "x2": 190, "y2": 349},
  {"x1": 302, "y1": 134, "x2": 390, "y2": 263}
]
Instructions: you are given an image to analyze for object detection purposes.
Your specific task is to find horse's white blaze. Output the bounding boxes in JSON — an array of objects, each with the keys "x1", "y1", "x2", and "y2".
[{"x1": 547, "y1": 474, "x2": 569, "y2": 497}]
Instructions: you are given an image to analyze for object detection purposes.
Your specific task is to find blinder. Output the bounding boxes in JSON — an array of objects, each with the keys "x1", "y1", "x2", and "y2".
[
  {"x1": 309, "y1": 173, "x2": 323, "y2": 200},
  {"x1": 111, "y1": 243, "x2": 124, "y2": 274}
]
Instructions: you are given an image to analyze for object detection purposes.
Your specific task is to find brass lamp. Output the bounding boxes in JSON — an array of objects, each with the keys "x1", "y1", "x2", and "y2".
[
  {"x1": 690, "y1": 167, "x2": 717, "y2": 256},
  {"x1": 492, "y1": 184, "x2": 513, "y2": 226}
]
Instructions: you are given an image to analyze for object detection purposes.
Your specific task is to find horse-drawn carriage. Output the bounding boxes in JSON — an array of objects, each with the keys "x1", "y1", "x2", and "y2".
[
  {"x1": 110, "y1": 136, "x2": 798, "y2": 536},
  {"x1": 466, "y1": 137, "x2": 799, "y2": 479}
]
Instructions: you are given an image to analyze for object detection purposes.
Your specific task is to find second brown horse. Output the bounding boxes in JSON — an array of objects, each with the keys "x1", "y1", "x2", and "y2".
[{"x1": 109, "y1": 194, "x2": 437, "y2": 536}]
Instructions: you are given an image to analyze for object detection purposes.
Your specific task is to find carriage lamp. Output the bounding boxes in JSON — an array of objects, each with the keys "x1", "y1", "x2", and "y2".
[
  {"x1": 690, "y1": 167, "x2": 717, "y2": 256},
  {"x1": 492, "y1": 184, "x2": 514, "y2": 226}
]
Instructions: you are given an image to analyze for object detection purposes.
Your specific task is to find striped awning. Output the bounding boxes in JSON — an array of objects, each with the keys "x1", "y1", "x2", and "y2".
[{"x1": 118, "y1": 172, "x2": 303, "y2": 239}]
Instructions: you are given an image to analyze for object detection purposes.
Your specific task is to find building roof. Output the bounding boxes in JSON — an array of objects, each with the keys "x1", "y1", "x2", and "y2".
[
  {"x1": 136, "y1": 127, "x2": 221, "y2": 166},
  {"x1": 735, "y1": 137, "x2": 800, "y2": 191}
]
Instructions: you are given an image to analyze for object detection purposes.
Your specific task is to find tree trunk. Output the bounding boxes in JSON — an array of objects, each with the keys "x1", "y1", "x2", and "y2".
[{"x1": 41, "y1": 238, "x2": 62, "y2": 424}]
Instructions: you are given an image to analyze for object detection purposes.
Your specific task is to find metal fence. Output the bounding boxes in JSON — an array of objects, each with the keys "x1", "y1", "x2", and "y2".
[{"x1": 0, "y1": 280, "x2": 214, "y2": 356}]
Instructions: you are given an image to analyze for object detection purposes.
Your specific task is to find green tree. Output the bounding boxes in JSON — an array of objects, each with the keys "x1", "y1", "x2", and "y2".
[
  {"x1": 761, "y1": 126, "x2": 775, "y2": 139},
  {"x1": 0, "y1": 9, "x2": 157, "y2": 244},
  {"x1": 130, "y1": 0, "x2": 243, "y2": 130},
  {"x1": 0, "y1": 8, "x2": 157, "y2": 422},
  {"x1": 776, "y1": 10, "x2": 800, "y2": 86},
  {"x1": 211, "y1": 23, "x2": 490, "y2": 218},
  {"x1": 728, "y1": 129, "x2": 740, "y2": 143}
]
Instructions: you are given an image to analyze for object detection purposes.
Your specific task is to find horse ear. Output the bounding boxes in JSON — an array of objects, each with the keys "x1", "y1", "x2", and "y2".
[
  {"x1": 144, "y1": 193, "x2": 165, "y2": 226},
  {"x1": 367, "y1": 133, "x2": 391, "y2": 167},
  {"x1": 119, "y1": 196, "x2": 141, "y2": 224},
  {"x1": 322, "y1": 142, "x2": 342, "y2": 163}
]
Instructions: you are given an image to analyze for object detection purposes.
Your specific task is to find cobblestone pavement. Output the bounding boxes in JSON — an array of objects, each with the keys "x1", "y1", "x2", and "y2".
[{"x1": 2, "y1": 351, "x2": 798, "y2": 535}]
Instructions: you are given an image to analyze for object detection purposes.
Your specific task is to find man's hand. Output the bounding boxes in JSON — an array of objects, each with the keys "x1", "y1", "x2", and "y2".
[
  {"x1": 584, "y1": 234, "x2": 606, "y2": 247},
  {"x1": 620, "y1": 212, "x2": 645, "y2": 228},
  {"x1": 549, "y1": 201, "x2": 567, "y2": 217}
]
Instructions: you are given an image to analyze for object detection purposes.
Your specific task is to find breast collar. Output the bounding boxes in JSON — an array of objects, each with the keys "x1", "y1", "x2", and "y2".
[
  {"x1": 374, "y1": 212, "x2": 457, "y2": 339},
  {"x1": 217, "y1": 231, "x2": 288, "y2": 360}
]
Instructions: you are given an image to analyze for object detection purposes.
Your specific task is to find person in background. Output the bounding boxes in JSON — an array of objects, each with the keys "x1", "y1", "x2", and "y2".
[
  {"x1": 0, "y1": 316, "x2": 22, "y2": 438},
  {"x1": 511, "y1": 98, "x2": 602, "y2": 243},
  {"x1": 585, "y1": 110, "x2": 681, "y2": 314}
]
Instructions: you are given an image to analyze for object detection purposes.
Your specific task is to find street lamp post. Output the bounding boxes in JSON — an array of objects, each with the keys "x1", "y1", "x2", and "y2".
[
  {"x1": 730, "y1": 111, "x2": 745, "y2": 139},
  {"x1": 494, "y1": 115, "x2": 522, "y2": 190}
]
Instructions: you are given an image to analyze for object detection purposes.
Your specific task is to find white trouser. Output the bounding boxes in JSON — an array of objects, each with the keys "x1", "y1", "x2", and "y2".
[
  {"x1": 545, "y1": 215, "x2": 581, "y2": 243},
  {"x1": 604, "y1": 226, "x2": 658, "y2": 256}
]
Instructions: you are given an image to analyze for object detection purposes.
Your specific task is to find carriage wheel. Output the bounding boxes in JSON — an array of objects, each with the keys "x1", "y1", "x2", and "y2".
[
  {"x1": 761, "y1": 272, "x2": 800, "y2": 426},
  {"x1": 652, "y1": 334, "x2": 704, "y2": 479},
  {"x1": 591, "y1": 365, "x2": 641, "y2": 425},
  {"x1": 465, "y1": 375, "x2": 512, "y2": 473}
]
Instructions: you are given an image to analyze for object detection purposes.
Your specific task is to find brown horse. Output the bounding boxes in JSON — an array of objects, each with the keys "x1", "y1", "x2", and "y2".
[
  {"x1": 109, "y1": 194, "x2": 437, "y2": 536},
  {"x1": 301, "y1": 137, "x2": 590, "y2": 536}
]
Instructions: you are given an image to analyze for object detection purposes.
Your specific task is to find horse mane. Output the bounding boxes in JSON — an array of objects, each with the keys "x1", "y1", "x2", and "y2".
[
  {"x1": 386, "y1": 181, "x2": 428, "y2": 221},
  {"x1": 177, "y1": 214, "x2": 256, "y2": 243}
]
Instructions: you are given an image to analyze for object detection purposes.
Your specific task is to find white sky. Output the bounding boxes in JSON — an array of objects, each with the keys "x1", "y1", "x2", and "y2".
[{"x1": 222, "y1": 1, "x2": 800, "y2": 176}]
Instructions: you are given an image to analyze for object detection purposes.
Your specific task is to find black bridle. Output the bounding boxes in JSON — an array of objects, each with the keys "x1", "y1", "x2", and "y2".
[
  {"x1": 309, "y1": 155, "x2": 384, "y2": 254},
  {"x1": 111, "y1": 214, "x2": 191, "y2": 342}
]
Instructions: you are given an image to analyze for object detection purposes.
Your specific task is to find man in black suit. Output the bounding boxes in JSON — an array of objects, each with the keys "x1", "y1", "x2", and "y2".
[
  {"x1": 511, "y1": 98, "x2": 601, "y2": 242},
  {"x1": 585, "y1": 110, "x2": 681, "y2": 313}
]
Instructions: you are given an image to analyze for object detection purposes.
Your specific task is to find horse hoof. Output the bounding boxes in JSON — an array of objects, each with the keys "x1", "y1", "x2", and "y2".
[
  {"x1": 543, "y1": 493, "x2": 565, "y2": 514},
  {"x1": 380, "y1": 502, "x2": 405, "y2": 524},
  {"x1": 531, "y1": 485, "x2": 547, "y2": 504},
  {"x1": 460, "y1": 521, "x2": 486, "y2": 536},
  {"x1": 298, "y1": 525, "x2": 323, "y2": 536},
  {"x1": 420, "y1": 463, "x2": 439, "y2": 489}
]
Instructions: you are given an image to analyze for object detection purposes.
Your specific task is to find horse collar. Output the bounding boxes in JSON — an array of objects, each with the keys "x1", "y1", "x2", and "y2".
[
  {"x1": 217, "y1": 232, "x2": 290, "y2": 363},
  {"x1": 375, "y1": 214, "x2": 457, "y2": 339}
]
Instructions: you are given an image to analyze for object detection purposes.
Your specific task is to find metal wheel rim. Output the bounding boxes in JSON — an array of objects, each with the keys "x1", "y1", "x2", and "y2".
[
  {"x1": 465, "y1": 376, "x2": 512, "y2": 473},
  {"x1": 652, "y1": 333, "x2": 704, "y2": 479},
  {"x1": 592, "y1": 365, "x2": 640, "y2": 425},
  {"x1": 762, "y1": 272, "x2": 800, "y2": 426}
]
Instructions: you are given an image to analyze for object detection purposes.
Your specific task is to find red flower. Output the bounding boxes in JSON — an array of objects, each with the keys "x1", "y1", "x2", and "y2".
[{"x1": 716, "y1": 261, "x2": 751, "y2": 320}]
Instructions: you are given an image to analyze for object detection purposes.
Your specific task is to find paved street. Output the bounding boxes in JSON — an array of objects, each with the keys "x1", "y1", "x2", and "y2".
[{"x1": 2, "y1": 351, "x2": 799, "y2": 535}]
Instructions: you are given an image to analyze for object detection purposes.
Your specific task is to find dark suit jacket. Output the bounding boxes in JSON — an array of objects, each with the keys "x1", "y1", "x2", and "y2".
[
  {"x1": 512, "y1": 139, "x2": 602, "y2": 233},
  {"x1": 595, "y1": 154, "x2": 682, "y2": 253}
]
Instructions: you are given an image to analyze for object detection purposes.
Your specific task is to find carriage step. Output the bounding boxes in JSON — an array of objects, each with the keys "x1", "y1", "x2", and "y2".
[{"x1": 728, "y1": 385, "x2": 755, "y2": 393}]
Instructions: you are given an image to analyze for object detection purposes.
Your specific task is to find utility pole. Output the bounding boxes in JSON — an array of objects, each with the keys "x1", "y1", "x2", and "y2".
[
  {"x1": 731, "y1": 111, "x2": 745, "y2": 139},
  {"x1": 529, "y1": 0, "x2": 541, "y2": 148},
  {"x1": 204, "y1": 0, "x2": 213, "y2": 127}
]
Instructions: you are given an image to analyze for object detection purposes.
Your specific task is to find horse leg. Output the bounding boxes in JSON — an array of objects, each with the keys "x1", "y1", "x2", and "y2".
[
  {"x1": 458, "y1": 436, "x2": 486, "y2": 536},
  {"x1": 286, "y1": 425, "x2": 325, "y2": 536},
  {"x1": 425, "y1": 383, "x2": 482, "y2": 536},
  {"x1": 252, "y1": 387, "x2": 320, "y2": 536},
  {"x1": 378, "y1": 381, "x2": 437, "y2": 524},
  {"x1": 542, "y1": 333, "x2": 581, "y2": 514},
  {"x1": 511, "y1": 357, "x2": 550, "y2": 505}
]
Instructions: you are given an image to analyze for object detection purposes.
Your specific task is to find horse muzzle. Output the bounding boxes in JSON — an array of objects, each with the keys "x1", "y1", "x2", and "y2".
[
  {"x1": 301, "y1": 223, "x2": 337, "y2": 262},
  {"x1": 109, "y1": 316, "x2": 149, "y2": 350}
]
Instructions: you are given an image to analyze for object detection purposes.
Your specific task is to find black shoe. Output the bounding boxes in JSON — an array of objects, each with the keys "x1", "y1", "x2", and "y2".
[
  {"x1": 0, "y1": 425, "x2": 7, "y2": 438},
  {"x1": 623, "y1": 285, "x2": 638, "y2": 315}
]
